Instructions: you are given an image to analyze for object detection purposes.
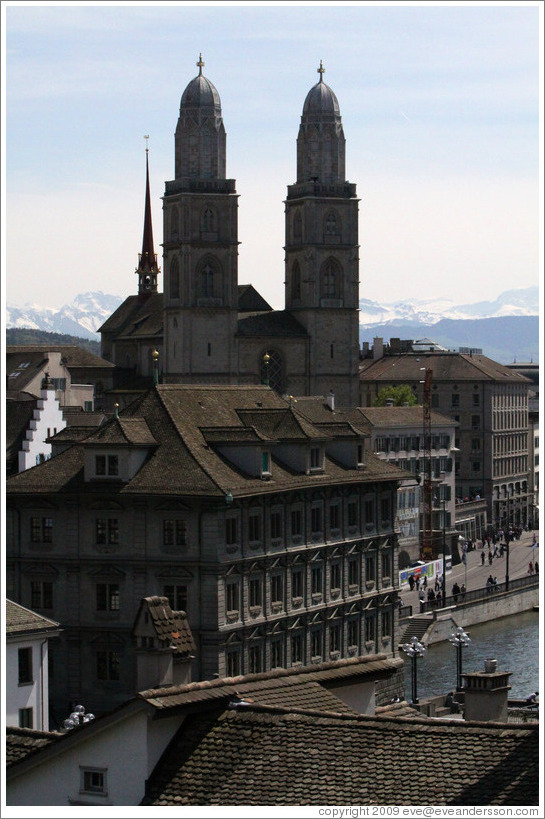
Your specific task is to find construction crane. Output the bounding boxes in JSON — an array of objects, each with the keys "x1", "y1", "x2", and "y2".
[{"x1": 421, "y1": 367, "x2": 434, "y2": 560}]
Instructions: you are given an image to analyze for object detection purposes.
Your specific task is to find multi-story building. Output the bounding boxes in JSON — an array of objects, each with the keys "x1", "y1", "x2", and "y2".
[
  {"x1": 359, "y1": 346, "x2": 532, "y2": 530},
  {"x1": 100, "y1": 58, "x2": 361, "y2": 407},
  {"x1": 6, "y1": 384, "x2": 406, "y2": 716}
]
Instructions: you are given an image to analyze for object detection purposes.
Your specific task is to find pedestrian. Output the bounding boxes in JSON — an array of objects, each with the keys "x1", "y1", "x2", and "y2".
[
  {"x1": 415, "y1": 576, "x2": 420, "y2": 591},
  {"x1": 422, "y1": 575, "x2": 427, "y2": 589},
  {"x1": 445, "y1": 691, "x2": 460, "y2": 714},
  {"x1": 434, "y1": 574, "x2": 441, "y2": 592},
  {"x1": 488, "y1": 551, "x2": 493, "y2": 566},
  {"x1": 460, "y1": 583, "x2": 466, "y2": 601},
  {"x1": 535, "y1": 562, "x2": 539, "y2": 575},
  {"x1": 529, "y1": 561, "x2": 534, "y2": 575},
  {"x1": 408, "y1": 575, "x2": 415, "y2": 592},
  {"x1": 419, "y1": 588, "x2": 426, "y2": 613},
  {"x1": 532, "y1": 532, "x2": 537, "y2": 545},
  {"x1": 486, "y1": 575, "x2": 494, "y2": 593},
  {"x1": 481, "y1": 551, "x2": 485, "y2": 566},
  {"x1": 452, "y1": 582, "x2": 460, "y2": 604}
]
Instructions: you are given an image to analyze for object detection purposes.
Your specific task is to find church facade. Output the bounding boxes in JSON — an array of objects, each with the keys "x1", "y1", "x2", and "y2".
[{"x1": 100, "y1": 58, "x2": 361, "y2": 407}]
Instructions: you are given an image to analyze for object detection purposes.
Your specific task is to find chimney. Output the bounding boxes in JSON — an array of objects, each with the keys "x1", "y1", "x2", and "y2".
[
  {"x1": 373, "y1": 337, "x2": 384, "y2": 360},
  {"x1": 385, "y1": 398, "x2": 394, "y2": 407},
  {"x1": 326, "y1": 391, "x2": 335, "y2": 411},
  {"x1": 462, "y1": 659, "x2": 512, "y2": 722}
]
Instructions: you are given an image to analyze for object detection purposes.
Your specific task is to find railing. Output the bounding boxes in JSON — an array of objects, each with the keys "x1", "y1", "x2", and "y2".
[
  {"x1": 399, "y1": 605, "x2": 413, "y2": 619},
  {"x1": 507, "y1": 706, "x2": 539, "y2": 723},
  {"x1": 418, "y1": 573, "x2": 538, "y2": 614}
]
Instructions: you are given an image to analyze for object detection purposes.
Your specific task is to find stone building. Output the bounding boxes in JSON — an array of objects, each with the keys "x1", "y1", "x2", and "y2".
[
  {"x1": 6, "y1": 384, "x2": 406, "y2": 717},
  {"x1": 100, "y1": 58, "x2": 360, "y2": 407},
  {"x1": 359, "y1": 348, "x2": 532, "y2": 529}
]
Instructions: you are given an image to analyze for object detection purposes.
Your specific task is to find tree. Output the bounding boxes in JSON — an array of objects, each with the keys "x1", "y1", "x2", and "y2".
[{"x1": 373, "y1": 385, "x2": 417, "y2": 407}]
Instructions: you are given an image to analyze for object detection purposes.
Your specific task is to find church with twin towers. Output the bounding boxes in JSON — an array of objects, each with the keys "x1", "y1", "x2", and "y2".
[{"x1": 100, "y1": 57, "x2": 361, "y2": 408}]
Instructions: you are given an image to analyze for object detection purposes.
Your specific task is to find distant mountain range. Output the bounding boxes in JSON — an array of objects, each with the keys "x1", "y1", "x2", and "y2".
[{"x1": 6, "y1": 286, "x2": 539, "y2": 363}]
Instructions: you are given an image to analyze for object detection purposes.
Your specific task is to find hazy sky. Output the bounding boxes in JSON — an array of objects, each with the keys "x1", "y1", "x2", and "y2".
[{"x1": 3, "y1": 1, "x2": 541, "y2": 311}]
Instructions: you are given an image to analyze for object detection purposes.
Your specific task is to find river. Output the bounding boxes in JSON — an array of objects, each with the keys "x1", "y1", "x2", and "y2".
[{"x1": 402, "y1": 609, "x2": 540, "y2": 701}]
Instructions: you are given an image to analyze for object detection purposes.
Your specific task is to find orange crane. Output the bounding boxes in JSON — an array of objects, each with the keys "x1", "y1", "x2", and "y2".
[{"x1": 421, "y1": 367, "x2": 434, "y2": 560}]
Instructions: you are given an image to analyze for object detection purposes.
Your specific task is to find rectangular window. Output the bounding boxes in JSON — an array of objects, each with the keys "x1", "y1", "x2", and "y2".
[
  {"x1": 163, "y1": 584, "x2": 188, "y2": 612},
  {"x1": 291, "y1": 509, "x2": 302, "y2": 537},
  {"x1": 431, "y1": 394, "x2": 439, "y2": 408},
  {"x1": 18, "y1": 647, "x2": 33, "y2": 684},
  {"x1": 440, "y1": 434, "x2": 451, "y2": 449},
  {"x1": 471, "y1": 415, "x2": 481, "y2": 430},
  {"x1": 411, "y1": 436, "x2": 420, "y2": 450},
  {"x1": 347, "y1": 501, "x2": 358, "y2": 528},
  {"x1": 365, "y1": 554, "x2": 376, "y2": 584},
  {"x1": 96, "y1": 518, "x2": 119, "y2": 545},
  {"x1": 96, "y1": 583, "x2": 120, "y2": 612},
  {"x1": 311, "y1": 506, "x2": 322, "y2": 533},
  {"x1": 471, "y1": 438, "x2": 481, "y2": 451},
  {"x1": 19, "y1": 708, "x2": 33, "y2": 729},
  {"x1": 375, "y1": 437, "x2": 388, "y2": 453},
  {"x1": 473, "y1": 394, "x2": 480, "y2": 406},
  {"x1": 310, "y1": 447, "x2": 321, "y2": 469},
  {"x1": 226, "y1": 516, "x2": 238, "y2": 545},
  {"x1": 364, "y1": 499, "x2": 375, "y2": 527},
  {"x1": 95, "y1": 455, "x2": 106, "y2": 475},
  {"x1": 95, "y1": 455, "x2": 118, "y2": 476},
  {"x1": 329, "y1": 503, "x2": 340, "y2": 530},
  {"x1": 30, "y1": 517, "x2": 53, "y2": 543},
  {"x1": 348, "y1": 619, "x2": 359, "y2": 648},
  {"x1": 163, "y1": 519, "x2": 187, "y2": 546},
  {"x1": 271, "y1": 573, "x2": 283, "y2": 604},
  {"x1": 330, "y1": 623, "x2": 341, "y2": 653},
  {"x1": 249, "y1": 645, "x2": 262, "y2": 674},
  {"x1": 380, "y1": 497, "x2": 391, "y2": 524},
  {"x1": 291, "y1": 568, "x2": 303, "y2": 599},
  {"x1": 270, "y1": 511, "x2": 282, "y2": 540},
  {"x1": 381, "y1": 552, "x2": 392, "y2": 578},
  {"x1": 271, "y1": 638, "x2": 284, "y2": 668},
  {"x1": 451, "y1": 394, "x2": 460, "y2": 408},
  {"x1": 330, "y1": 562, "x2": 341, "y2": 591},
  {"x1": 291, "y1": 633, "x2": 304, "y2": 663},
  {"x1": 96, "y1": 650, "x2": 120, "y2": 681},
  {"x1": 348, "y1": 557, "x2": 359, "y2": 587},
  {"x1": 365, "y1": 616, "x2": 375, "y2": 643},
  {"x1": 82, "y1": 769, "x2": 106, "y2": 795},
  {"x1": 261, "y1": 451, "x2": 271, "y2": 475},
  {"x1": 381, "y1": 610, "x2": 392, "y2": 638},
  {"x1": 30, "y1": 580, "x2": 53, "y2": 609},
  {"x1": 249, "y1": 513, "x2": 261, "y2": 542},
  {"x1": 311, "y1": 629, "x2": 322, "y2": 657},
  {"x1": 226, "y1": 581, "x2": 240, "y2": 613},
  {"x1": 249, "y1": 578, "x2": 262, "y2": 608},
  {"x1": 226, "y1": 649, "x2": 240, "y2": 677},
  {"x1": 357, "y1": 444, "x2": 364, "y2": 465},
  {"x1": 472, "y1": 461, "x2": 481, "y2": 473},
  {"x1": 311, "y1": 565, "x2": 323, "y2": 595}
]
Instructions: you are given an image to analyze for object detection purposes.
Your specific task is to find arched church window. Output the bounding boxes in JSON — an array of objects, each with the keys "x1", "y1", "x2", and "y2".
[
  {"x1": 171, "y1": 206, "x2": 179, "y2": 239},
  {"x1": 293, "y1": 211, "x2": 302, "y2": 243},
  {"x1": 291, "y1": 262, "x2": 301, "y2": 301},
  {"x1": 203, "y1": 207, "x2": 216, "y2": 233},
  {"x1": 200, "y1": 262, "x2": 215, "y2": 298},
  {"x1": 320, "y1": 258, "x2": 342, "y2": 300},
  {"x1": 260, "y1": 350, "x2": 284, "y2": 394},
  {"x1": 170, "y1": 257, "x2": 180, "y2": 299}
]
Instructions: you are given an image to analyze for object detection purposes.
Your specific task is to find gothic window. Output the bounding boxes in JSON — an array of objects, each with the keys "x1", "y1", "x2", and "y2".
[
  {"x1": 260, "y1": 349, "x2": 283, "y2": 393},
  {"x1": 200, "y1": 262, "x2": 215, "y2": 298},
  {"x1": 203, "y1": 207, "x2": 216, "y2": 233},
  {"x1": 293, "y1": 210, "x2": 302, "y2": 243},
  {"x1": 291, "y1": 261, "x2": 301, "y2": 301},
  {"x1": 170, "y1": 257, "x2": 180, "y2": 299},
  {"x1": 320, "y1": 258, "x2": 342, "y2": 300},
  {"x1": 170, "y1": 206, "x2": 179, "y2": 239},
  {"x1": 324, "y1": 211, "x2": 339, "y2": 236}
]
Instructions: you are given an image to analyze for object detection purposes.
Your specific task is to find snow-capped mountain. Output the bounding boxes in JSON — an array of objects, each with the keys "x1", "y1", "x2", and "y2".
[
  {"x1": 359, "y1": 286, "x2": 539, "y2": 327},
  {"x1": 6, "y1": 292, "x2": 124, "y2": 340}
]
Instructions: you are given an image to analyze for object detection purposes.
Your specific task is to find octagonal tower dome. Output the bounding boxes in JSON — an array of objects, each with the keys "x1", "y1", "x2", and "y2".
[{"x1": 296, "y1": 62, "x2": 345, "y2": 185}]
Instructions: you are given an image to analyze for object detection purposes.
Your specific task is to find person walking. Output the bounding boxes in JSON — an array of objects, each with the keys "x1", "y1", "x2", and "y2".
[
  {"x1": 481, "y1": 551, "x2": 485, "y2": 566},
  {"x1": 529, "y1": 561, "x2": 534, "y2": 575},
  {"x1": 535, "y1": 561, "x2": 539, "y2": 575}
]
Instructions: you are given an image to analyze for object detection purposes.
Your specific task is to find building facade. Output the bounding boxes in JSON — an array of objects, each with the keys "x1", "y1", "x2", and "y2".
[
  {"x1": 6, "y1": 384, "x2": 405, "y2": 717},
  {"x1": 100, "y1": 58, "x2": 360, "y2": 407}
]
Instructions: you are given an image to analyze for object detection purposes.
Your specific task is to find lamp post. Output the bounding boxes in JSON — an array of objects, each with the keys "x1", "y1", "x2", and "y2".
[
  {"x1": 441, "y1": 495, "x2": 447, "y2": 608},
  {"x1": 401, "y1": 636, "x2": 426, "y2": 704},
  {"x1": 63, "y1": 704, "x2": 95, "y2": 731},
  {"x1": 449, "y1": 626, "x2": 471, "y2": 692},
  {"x1": 505, "y1": 529, "x2": 511, "y2": 591}
]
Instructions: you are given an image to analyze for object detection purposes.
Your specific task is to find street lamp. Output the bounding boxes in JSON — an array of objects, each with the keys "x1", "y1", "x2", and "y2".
[
  {"x1": 505, "y1": 528, "x2": 511, "y2": 591},
  {"x1": 449, "y1": 626, "x2": 471, "y2": 692},
  {"x1": 63, "y1": 703, "x2": 95, "y2": 731},
  {"x1": 401, "y1": 636, "x2": 426, "y2": 704}
]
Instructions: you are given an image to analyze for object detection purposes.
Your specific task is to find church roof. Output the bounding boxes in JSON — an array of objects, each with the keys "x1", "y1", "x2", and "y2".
[
  {"x1": 180, "y1": 56, "x2": 222, "y2": 114},
  {"x1": 302, "y1": 63, "x2": 341, "y2": 119},
  {"x1": 237, "y1": 284, "x2": 272, "y2": 313},
  {"x1": 97, "y1": 293, "x2": 163, "y2": 338},
  {"x1": 237, "y1": 310, "x2": 308, "y2": 338}
]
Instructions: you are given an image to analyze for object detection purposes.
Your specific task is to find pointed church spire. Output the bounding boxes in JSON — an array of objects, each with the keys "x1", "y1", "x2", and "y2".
[{"x1": 136, "y1": 136, "x2": 160, "y2": 295}]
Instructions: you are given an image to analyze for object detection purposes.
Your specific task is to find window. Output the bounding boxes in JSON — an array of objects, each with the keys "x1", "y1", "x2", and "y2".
[
  {"x1": 95, "y1": 455, "x2": 119, "y2": 477},
  {"x1": 291, "y1": 261, "x2": 301, "y2": 300},
  {"x1": 249, "y1": 578, "x2": 262, "y2": 608},
  {"x1": 451, "y1": 394, "x2": 460, "y2": 408},
  {"x1": 96, "y1": 583, "x2": 120, "y2": 612},
  {"x1": 311, "y1": 564, "x2": 323, "y2": 595},
  {"x1": 329, "y1": 503, "x2": 340, "y2": 530},
  {"x1": 311, "y1": 629, "x2": 322, "y2": 658},
  {"x1": 226, "y1": 516, "x2": 238, "y2": 545},
  {"x1": 471, "y1": 438, "x2": 481, "y2": 451},
  {"x1": 330, "y1": 623, "x2": 341, "y2": 653},
  {"x1": 431, "y1": 394, "x2": 439, "y2": 408},
  {"x1": 163, "y1": 519, "x2": 187, "y2": 546},
  {"x1": 381, "y1": 610, "x2": 392, "y2": 638},
  {"x1": 291, "y1": 568, "x2": 303, "y2": 599},
  {"x1": 163, "y1": 584, "x2": 188, "y2": 612},
  {"x1": 473, "y1": 393, "x2": 480, "y2": 406},
  {"x1": 96, "y1": 519, "x2": 119, "y2": 545},
  {"x1": 203, "y1": 207, "x2": 216, "y2": 232},
  {"x1": 30, "y1": 517, "x2": 53, "y2": 543},
  {"x1": 226, "y1": 581, "x2": 240, "y2": 613},
  {"x1": 51, "y1": 378, "x2": 66, "y2": 391},
  {"x1": 471, "y1": 415, "x2": 481, "y2": 430},
  {"x1": 357, "y1": 444, "x2": 364, "y2": 465},
  {"x1": 271, "y1": 574, "x2": 283, "y2": 605},
  {"x1": 18, "y1": 648, "x2": 33, "y2": 684},
  {"x1": 31, "y1": 580, "x2": 53, "y2": 609},
  {"x1": 200, "y1": 262, "x2": 215, "y2": 298},
  {"x1": 472, "y1": 461, "x2": 481, "y2": 473},
  {"x1": 348, "y1": 501, "x2": 358, "y2": 528},
  {"x1": 249, "y1": 645, "x2": 262, "y2": 674},
  {"x1": 291, "y1": 633, "x2": 304, "y2": 663},
  {"x1": 376, "y1": 437, "x2": 388, "y2": 453},
  {"x1": 270, "y1": 511, "x2": 282, "y2": 540},
  {"x1": 249, "y1": 513, "x2": 261, "y2": 543},
  {"x1": 330, "y1": 562, "x2": 341, "y2": 591},
  {"x1": 96, "y1": 650, "x2": 120, "y2": 681},
  {"x1": 81, "y1": 768, "x2": 107, "y2": 795},
  {"x1": 380, "y1": 497, "x2": 391, "y2": 525},
  {"x1": 348, "y1": 557, "x2": 359, "y2": 588},
  {"x1": 310, "y1": 447, "x2": 322, "y2": 470},
  {"x1": 311, "y1": 506, "x2": 322, "y2": 533},
  {"x1": 320, "y1": 258, "x2": 342, "y2": 299},
  {"x1": 19, "y1": 708, "x2": 33, "y2": 728},
  {"x1": 364, "y1": 499, "x2": 375, "y2": 528},
  {"x1": 365, "y1": 616, "x2": 375, "y2": 643},
  {"x1": 271, "y1": 638, "x2": 284, "y2": 668},
  {"x1": 381, "y1": 552, "x2": 392, "y2": 579},
  {"x1": 365, "y1": 554, "x2": 376, "y2": 583},
  {"x1": 291, "y1": 509, "x2": 302, "y2": 538},
  {"x1": 226, "y1": 649, "x2": 240, "y2": 677},
  {"x1": 348, "y1": 619, "x2": 359, "y2": 648}
]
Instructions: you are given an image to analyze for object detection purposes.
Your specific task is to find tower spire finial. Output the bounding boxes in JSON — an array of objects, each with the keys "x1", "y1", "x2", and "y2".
[
  {"x1": 318, "y1": 60, "x2": 325, "y2": 82},
  {"x1": 197, "y1": 53, "x2": 204, "y2": 76}
]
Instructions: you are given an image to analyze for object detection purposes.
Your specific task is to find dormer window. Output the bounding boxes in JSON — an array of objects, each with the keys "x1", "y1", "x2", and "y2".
[
  {"x1": 261, "y1": 450, "x2": 271, "y2": 477},
  {"x1": 357, "y1": 444, "x2": 365, "y2": 468},
  {"x1": 95, "y1": 455, "x2": 118, "y2": 477},
  {"x1": 309, "y1": 446, "x2": 323, "y2": 473}
]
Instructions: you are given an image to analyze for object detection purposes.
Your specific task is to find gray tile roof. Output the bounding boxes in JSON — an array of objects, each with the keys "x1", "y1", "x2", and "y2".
[
  {"x1": 7, "y1": 345, "x2": 114, "y2": 369},
  {"x1": 85, "y1": 416, "x2": 158, "y2": 446},
  {"x1": 142, "y1": 706, "x2": 539, "y2": 806},
  {"x1": 359, "y1": 352, "x2": 533, "y2": 383},
  {"x1": 237, "y1": 284, "x2": 273, "y2": 313},
  {"x1": 6, "y1": 600, "x2": 60, "y2": 637},
  {"x1": 357, "y1": 406, "x2": 456, "y2": 428},
  {"x1": 5, "y1": 728, "x2": 62, "y2": 768},
  {"x1": 133, "y1": 596, "x2": 195, "y2": 656},
  {"x1": 237, "y1": 309, "x2": 308, "y2": 337}
]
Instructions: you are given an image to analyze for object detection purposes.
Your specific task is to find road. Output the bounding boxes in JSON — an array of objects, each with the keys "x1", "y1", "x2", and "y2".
[{"x1": 398, "y1": 527, "x2": 540, "y2": 612}]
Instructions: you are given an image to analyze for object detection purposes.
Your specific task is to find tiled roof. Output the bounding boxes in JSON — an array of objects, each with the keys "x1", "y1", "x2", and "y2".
[
  {"x1": 7, "y1": 345, "x2": 114, "y2": 369},
  {"x1": 83, "y1": 416, "x2": 157, "y2": 446},
  {"x1": 97, "y1": 293, "x2": 162, "y2": 334},
  {"x1": 6, "y1": 600, "x2": 60, "y2": 637},
  {"x1": 5, "y1": 728, "x2": 62, "y2": 768},
  {"x1": 133, "y1": 596, "x2": 195, "y2": 656},
  {"x1": 142, "y1": 706, "x2": 539, "y2": 806},
  {"x1": 139, "y1": 654, "x2": 402, "y2": 709},
  {"x1": 5, "y1": 397, "x2": 38, "y2": 461},
  {"x1": 359, "y1": 353, "x2": 533, "y2": 383},
  {"x1": 6, "y1": 351, "x2": 49, "y2": 391},
  {"x1": 7, "y1": 385, "x2": 406, "y2": 498},
  {"x1": 237, "y1": 310, "x2": 308, "y2": 337},
  {"x1": 237, "y1": 284, "x2": 273, "y2": 313},
  {"x1": 357, "y1": 406, "x2": 456, "y2": 428}
]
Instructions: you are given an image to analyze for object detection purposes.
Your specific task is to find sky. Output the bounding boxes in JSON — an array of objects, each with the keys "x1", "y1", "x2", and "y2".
[{"x1": 2, "y1": 1, "x2": 542, "y2": 311}]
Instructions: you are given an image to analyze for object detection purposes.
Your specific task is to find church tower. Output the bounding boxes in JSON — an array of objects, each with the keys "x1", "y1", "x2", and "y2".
[
  {"x1": 136, "y1": 139, "x2": 160, "y2": 297},
  {"x1": 285, "y1": 63, "x2": 360, "y2": 407},
  {"x1": 163, "y1": 56, "x2": 239, "y2": 382}
]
